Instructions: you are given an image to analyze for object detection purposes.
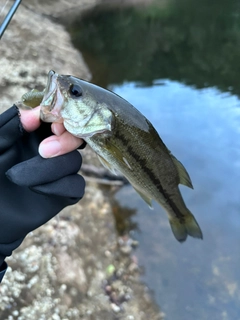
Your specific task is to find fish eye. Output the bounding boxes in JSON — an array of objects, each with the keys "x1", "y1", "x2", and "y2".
[{"x1": 69, "y1": 84, "x2": 82, "y2": 97}]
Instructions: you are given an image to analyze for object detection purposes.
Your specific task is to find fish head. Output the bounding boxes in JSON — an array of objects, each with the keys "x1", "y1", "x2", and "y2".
[{"x1": 40, "y1": 70, "x2": 113, "y2": 138}]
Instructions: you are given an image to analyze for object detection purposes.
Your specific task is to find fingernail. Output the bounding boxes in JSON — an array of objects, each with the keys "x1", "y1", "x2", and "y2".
[{"x1": 39, "y1": 140, "x2": 61, "y2": 158}]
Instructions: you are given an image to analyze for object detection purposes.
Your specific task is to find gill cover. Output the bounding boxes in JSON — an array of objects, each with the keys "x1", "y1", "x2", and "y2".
[{"x1": 62, "y1": 100, "x2": 113, "y2": 138}]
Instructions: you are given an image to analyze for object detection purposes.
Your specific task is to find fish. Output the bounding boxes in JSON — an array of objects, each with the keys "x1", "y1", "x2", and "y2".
[{"x1": 27, "y1": 70, "x2": 203, "y2": 242}]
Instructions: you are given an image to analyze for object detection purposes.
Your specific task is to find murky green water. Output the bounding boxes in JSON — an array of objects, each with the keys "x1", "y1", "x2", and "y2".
[{"x1": 68, "y1": 1, "x2": 240, "y2": 319}]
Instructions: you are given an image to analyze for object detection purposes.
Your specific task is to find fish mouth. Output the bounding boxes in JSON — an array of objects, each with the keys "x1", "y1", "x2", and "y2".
[
  {"x1": 46, "y1": 70, "x2": 56, "y2": 94},
  {"x1": 40, "y1": 70, "x2": 64, "y2": 123}
]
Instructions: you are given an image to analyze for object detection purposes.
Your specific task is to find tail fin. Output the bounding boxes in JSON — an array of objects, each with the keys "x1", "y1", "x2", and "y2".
[{"x1": 169, "y1": 211, "x2": 203, "y2": 243}]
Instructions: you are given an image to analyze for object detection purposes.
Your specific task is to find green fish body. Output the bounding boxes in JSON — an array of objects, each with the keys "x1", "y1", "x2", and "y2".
[{"x1": 37, "y1": 70, "x2": 203, "y2": 242}]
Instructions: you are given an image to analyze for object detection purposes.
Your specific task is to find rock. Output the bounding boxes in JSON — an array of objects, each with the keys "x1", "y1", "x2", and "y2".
[
  {"x1": 111, "y1": 303, "x2": 121, "y2": 313},
  {"x1": 0, "y1": 3, "x2": 90, "y2": 114},
  {"x1": 0, "y1": 1, "x2": 162, "y2": 319}
]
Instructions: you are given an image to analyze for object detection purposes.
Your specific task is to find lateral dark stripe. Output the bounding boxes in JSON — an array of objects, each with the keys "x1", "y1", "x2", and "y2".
[{"x1": 115, "y1": 131, "x2": 185, "y2": 222}]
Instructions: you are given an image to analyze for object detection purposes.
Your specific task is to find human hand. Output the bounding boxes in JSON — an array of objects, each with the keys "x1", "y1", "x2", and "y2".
[
  {"x1": 19, "y1": 106, "x2": 85, "y2": 158},
  {"x1": 0, "y1": 106, "x2": 85, "y2": 272}
]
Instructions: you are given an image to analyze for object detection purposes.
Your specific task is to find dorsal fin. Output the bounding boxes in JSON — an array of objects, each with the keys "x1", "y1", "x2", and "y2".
[{"x1": 171, "y1": 155, "x2": 193, "y2": 189}]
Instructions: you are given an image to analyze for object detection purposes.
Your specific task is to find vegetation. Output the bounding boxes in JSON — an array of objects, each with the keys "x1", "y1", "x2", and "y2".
[{"x1": 69, "y1": 0, "x2": 240, "y2": 96}]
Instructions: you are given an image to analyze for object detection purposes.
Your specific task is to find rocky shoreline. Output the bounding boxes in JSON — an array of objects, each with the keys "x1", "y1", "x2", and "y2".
[{"x1": 0, "y1": 1, "x2": 163, "y2": 319}]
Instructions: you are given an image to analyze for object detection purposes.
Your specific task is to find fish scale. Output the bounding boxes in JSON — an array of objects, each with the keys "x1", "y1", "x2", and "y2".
[{"x1": 20, "y1": 70, "x2": 203, "y2": 242}]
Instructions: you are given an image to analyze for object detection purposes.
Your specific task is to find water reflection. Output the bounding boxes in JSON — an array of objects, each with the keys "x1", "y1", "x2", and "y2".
[
  {"x1": 111, "y1": 198, "x2": 138, "y2": 236},
  {"x1": 113, "y1": 80, "x2": 240, "y2": 320},
  {"x1": 68, "y1": 0, "x2": 240, "y2": 95}
]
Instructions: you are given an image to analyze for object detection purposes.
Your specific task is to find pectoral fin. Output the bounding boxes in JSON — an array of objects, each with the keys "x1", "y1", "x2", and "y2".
[
  {"x1": 97, "y1": 140, "x2": 134, "y2": 177},
  {"x1": 97, "y1": 154, "x2": 117, "y2": 175},
  {"x1": 171, "y1": 155, "x2": 193, "y2": 189},
  {"x1": 105, "y1": 141, "x2": 133, "y2": 171}
]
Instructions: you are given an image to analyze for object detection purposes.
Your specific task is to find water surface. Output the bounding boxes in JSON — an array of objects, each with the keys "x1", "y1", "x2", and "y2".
[
  {"x1": 67, "y1": 1, "x2": 240, "y2": 319},
  {"x1": 113, "y1": 81, "x2": 240, "y2": 320}
]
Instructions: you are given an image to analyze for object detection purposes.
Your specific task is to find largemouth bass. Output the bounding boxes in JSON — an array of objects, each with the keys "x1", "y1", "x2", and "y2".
[{"x1": 27, "y1": 70, "x2": 203, "y2": 242}]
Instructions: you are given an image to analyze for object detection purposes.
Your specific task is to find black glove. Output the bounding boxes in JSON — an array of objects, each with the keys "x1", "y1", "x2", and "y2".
[{"x1": 0, "y1": 106, "x2": 85, "y2": 279}]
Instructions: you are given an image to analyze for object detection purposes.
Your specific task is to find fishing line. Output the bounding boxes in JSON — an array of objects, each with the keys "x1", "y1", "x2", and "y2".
[{"x1": 0, "y1": 0, "x2": 22, "y2": 39}]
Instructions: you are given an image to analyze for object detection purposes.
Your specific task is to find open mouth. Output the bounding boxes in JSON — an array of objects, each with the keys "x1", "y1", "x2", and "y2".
[
  {"x1": 40, "y1": 70, "x2": 64, "y2": 123},
  {"x1": 42, "y1": 70, "x2": 58, "y2": 110}
]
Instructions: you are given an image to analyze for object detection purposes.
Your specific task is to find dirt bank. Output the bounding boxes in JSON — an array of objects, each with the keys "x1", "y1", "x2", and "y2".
[{"x1": 0, "y1": 1, "x2": 163, "y2": 319}]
